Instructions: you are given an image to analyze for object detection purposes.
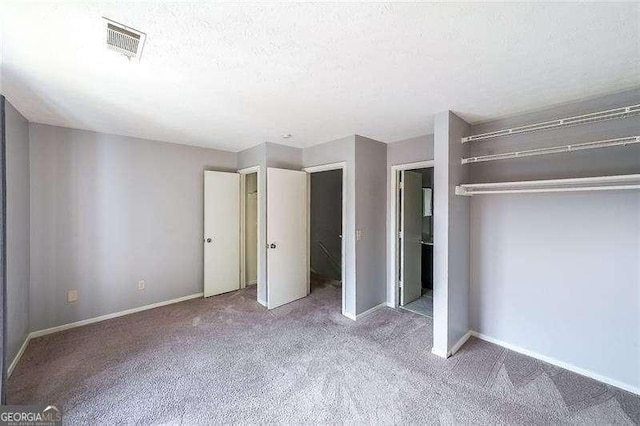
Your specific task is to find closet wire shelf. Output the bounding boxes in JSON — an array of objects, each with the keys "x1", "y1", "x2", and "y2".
[
  {"x1": 462, "y1": 104, "x2": 640, "y2": 143},
  {"x1": 462, "y1": 135, "x2": 640, "y2": 164},
  {"x1": 455, "y1": 174, "x2": 640, "y2": 196}
]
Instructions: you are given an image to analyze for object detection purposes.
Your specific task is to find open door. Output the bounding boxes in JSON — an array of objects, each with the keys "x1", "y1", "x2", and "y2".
[
  {"x1": 204, "y1": 171, "x2": 240, "y2": 297},
  {"x1": 400, "y1": 170, "x2": 422, "y2": 305},
  {"x1": 266, "y1": 168, "x2": 308, "y2": 309}
]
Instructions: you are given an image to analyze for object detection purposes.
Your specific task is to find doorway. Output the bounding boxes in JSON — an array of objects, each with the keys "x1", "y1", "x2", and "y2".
[
  {"x1": 390, "y1": 162, "x2": 434, "y2": 318},
  {"x1": 304, "y1": 162, "x2": 346, "y2": 315},
  {"x1": 204, "y1": 167, "x2": 310, "y2": 309},
  {"x1": 243, "y1": 172, "x2": 258, "y2": 289}
]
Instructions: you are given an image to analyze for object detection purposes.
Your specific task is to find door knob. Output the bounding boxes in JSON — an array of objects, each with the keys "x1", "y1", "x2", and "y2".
[
  {"x1": 206, "y1": 238, "x2": 212, "y2": 243},
  {"x1": 269, "y1": 243, "x2": 277, "y2": 249}
]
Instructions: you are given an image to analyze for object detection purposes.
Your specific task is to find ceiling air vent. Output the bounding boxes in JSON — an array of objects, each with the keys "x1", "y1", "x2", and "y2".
[{"x1": 104, "y1": 18, "x2": 146, "y2": 61}]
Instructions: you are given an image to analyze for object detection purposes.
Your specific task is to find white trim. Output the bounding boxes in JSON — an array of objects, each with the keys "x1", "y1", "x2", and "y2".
[
  {"x1": 357, "y1": 302, "x2": 387, "y2": 319},
  {"x1": 449, "y1": 330, "x2": 472, "y2": 356},
  {"x1": 246, "y1": 280, "x2": 257, "y2": 286},
  {"x1": 344, "y1": 302, "x2": 387, "y2": 321},
  {"x1": 257, "y1": 298, "x2": 267, "y2": 307},
  {"x1": 238, "y1": 165, "x2": 263, "y2": 304},
  {"x1": 387, "y1": 160, "x2": 434, "y2": 309},
  {"x1": 239, "y1": 172, "x2": 247, "y2": 289},
  {"x1": 30, "y1": 293, "x2": 203, "y2": 339},
  {"x1": 8, "y1": 334, "x2": 32, "y2": 377},
  {"x1": 471, "y1": 331, "x2": 640, "y2": 396},
  {"x1": 304, "y1": 162, "x2": 348, "y2": 319},
  {"x1": 303, "y1": 161, "x2": 347, "y2": 174},
  {"x1": 431, "y1": 347, "x2": 448, "y2": 358},
  {"x1": 238, "y1": 166, "x2": 260, "y2": 175}
]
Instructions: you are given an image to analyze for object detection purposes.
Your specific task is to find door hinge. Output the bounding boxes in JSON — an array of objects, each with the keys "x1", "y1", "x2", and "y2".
[{"x1": 399, "y1": 181, "x2": 404, "y2": 190}]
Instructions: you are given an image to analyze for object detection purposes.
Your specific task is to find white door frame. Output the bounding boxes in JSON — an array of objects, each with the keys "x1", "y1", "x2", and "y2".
[
  {"x1": 303, "y1": 162, "x2": 347, "y2": 316},
  {"x1": 388, "y1": 160, "x2": 434, "y2": 309},
  {"x1": 238, "y1": 166, "x2": 262, "y2": 297}
]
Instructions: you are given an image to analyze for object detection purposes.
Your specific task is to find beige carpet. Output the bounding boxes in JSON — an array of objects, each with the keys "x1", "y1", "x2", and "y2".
[{"x1": 9, "y1": 281, "x2": 640, "y2": 424}]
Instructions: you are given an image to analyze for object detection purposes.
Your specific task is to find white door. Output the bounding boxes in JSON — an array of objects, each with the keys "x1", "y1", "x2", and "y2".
[
  {"x1": 266, "y1": 168, "x2": 308, "y2": 309},
  {"x1": 204, "y1": 171, "x2": 240, "y2": 297},
  {"x1": 400, "y1": 170, "x2": 422, "y2": 305}
]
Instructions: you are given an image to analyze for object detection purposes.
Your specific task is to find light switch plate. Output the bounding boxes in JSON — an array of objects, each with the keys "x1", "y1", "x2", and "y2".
[
  {"x1": 137, "y1": 280, "x2": 145, "y2": 291},
  {"x1": 67, "y1": 290, "x2": 78, "y2": 303},
  {"x1": 356, "y1": 230, "x2": 362, "y2": 241}
]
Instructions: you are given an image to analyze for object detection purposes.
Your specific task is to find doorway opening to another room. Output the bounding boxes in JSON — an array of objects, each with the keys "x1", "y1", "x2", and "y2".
[
  {"x1": 391, "y1": 162, "x2": 434, "y2": 318},
  {"x1": 304, "y1": 162, "x2": 346, "y2": 315},
  {"x1": 242, "y1": 171, "x2": 258, "y2": 289}
]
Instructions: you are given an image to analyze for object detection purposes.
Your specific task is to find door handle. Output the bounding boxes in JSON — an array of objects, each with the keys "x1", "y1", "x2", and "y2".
[
  {"x1": 269, "y1": 243, "x2": 277, "y2": 249},
  {"x1": 206, "y1": 238, "x2": 212, "y2": 243}
]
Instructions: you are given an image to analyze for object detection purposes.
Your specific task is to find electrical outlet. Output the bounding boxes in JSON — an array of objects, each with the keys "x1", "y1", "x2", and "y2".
[
  {"x1": 356, "y1": 229, "x2": 362, "y2": 241},
  {"x1": 67, "y1": 290, "x2": 78, "y2": 303},
  {"x1": 137, "y1": 280, "x2": 146, "y2": 291}
]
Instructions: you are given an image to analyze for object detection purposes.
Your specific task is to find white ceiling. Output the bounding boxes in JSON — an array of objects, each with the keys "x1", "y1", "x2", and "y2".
[{"x1": 1, "y1": 2, "x2": 639, "y2": 152}]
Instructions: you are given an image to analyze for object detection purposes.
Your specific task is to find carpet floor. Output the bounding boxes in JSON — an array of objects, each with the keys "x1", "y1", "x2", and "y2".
[
  {"x1": 9, "y1": 282, "x2": 640, "y2": 424},
  {"x1": 401, "y1": 291, "x2": 433, "y2": 318}
]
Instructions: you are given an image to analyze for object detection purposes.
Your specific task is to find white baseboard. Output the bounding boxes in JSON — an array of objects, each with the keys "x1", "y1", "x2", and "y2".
[
  {"x1": 8, "y1": 334, "x2": 32, "y2": 377},
  {"x1": 356, "y1": 302, "x2": 387, "y2": 320},
  {"x1": 246, "y1": 280, "x2": 257, "y2": 286},
  {"x1": 30, "y1": 293, "x2": 203, "y2": 339},
  {"x1": 431, "y1": 347, "x2": 448, "y2": 358},
  {"x1": 471, "y1": 331, "x2": 640, "y2": 396},
  {"x1": 257, "y1": 298, "x2": 267, "y2": 307},
  {"x1": 343, "y1": 311, "x2": 356, "y2": 321},
  {"x1": 342, "y1": 302, "x2": 387, "y2": 321},
  {"x1": 449, "y1": 330, "x2": 472, "y2": 357}
]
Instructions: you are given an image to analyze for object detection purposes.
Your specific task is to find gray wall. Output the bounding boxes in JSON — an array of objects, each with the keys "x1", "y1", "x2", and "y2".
[
  {"x1": 433, "y1": 111, "x2": 470, "y2": 355},
  {"x1": 29, "y1": 124, "x2": 237, "y2": 330},
  {"x1": 303, "y1": 136, "x2": 357, "y2": 316},
  {"x1": 387, "y1": 134, "x2": 434, "y2": 167},
  {"x1": 354, "y1": 135, "x2": 388, "y2": 314},
  {"x1": 470, "y1": 191, "x2": 639, "y2": 389},
  {"x1": 469, "y1": 88, "x2": 640, "y2": 389},
  {"x1": 310, "y1": 169, "x2": 342, "y2": 280},
  {"x1": 5, "y1": 100, "x2": 30, "y2": 364}
]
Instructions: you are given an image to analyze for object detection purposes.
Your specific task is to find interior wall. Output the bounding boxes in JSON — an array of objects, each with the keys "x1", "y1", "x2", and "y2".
[
  {"x1": 387, "y1": 134, "x2": 434, "y2": 166},
  {"x1": 433, "y1": 111, "x2": 470, "y2": 356},
  {"x1": 29, "y1": 124, "x2": 237, "y2": 331},
  {"x1": 245, "y1": 173, "x2": 258, "y2": 285},
  {"x1": 310, "y1": 169, "x2": 342, "y2": 281},
  {"x1": 4, "y1": 100, "x2": 30, "y2": 365},
  {"x1": 471, "y1": 192, "x2": 639, "y2": 390},
  {"x1": 469, "y1": 88, "x2": 640, "y2": 390},
  {"x1": 303, "y1": 136, "x2": 356, "y2": 316},
  {"x1": 354, "y1": 135, "x2": 387, "y2": 314}
]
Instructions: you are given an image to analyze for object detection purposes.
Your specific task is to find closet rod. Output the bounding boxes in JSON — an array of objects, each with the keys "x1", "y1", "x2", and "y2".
[
  {"x1": 462, "y1": 104, "x2": 640, "y2": 143},
  {"x1": 455, "y1": 174, "x2": 640, "y2": 196},
  {"x1": 461, "y1": 135, "x2": 640, "y2": 165}
]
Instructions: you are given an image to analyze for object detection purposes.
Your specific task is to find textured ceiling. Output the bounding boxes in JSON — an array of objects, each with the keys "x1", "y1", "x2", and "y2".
[{"x1": 1, "y1": 2, "x2": 639, "y2": 151}]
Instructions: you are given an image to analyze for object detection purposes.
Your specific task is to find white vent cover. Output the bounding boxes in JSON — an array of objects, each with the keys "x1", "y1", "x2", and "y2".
[{"x1": 104, "y1": 18, "x2": 146, "y2": 61}]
